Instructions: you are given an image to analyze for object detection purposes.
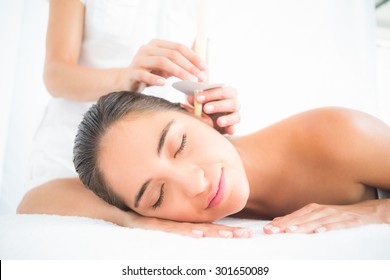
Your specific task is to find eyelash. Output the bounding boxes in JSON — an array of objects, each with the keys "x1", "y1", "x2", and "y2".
[
  {"x1": 174, "y1": 133, "x2": 187, "y2": 158},
  {"x1": 152, "y1": 184, "x2": 165, "y2": 209},
  {"x1": 152, "y1": 134, "x2": 187, "y2": 209}
]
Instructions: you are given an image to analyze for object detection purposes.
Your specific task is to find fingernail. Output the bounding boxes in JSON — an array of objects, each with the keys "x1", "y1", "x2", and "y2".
[
  {"x1": 234, "y1": 228, "x2": 248, "y2": 238},
  {"x1": 265, "y1": 225, "x2": 280, "y2": 233},
  {"x1": 191, "y1": 230, "x2": 204, "y2": 237},
  {"x1": 196, "y1": 94, "x2": 205, "y2": 102},
  {"x1": 315, "y1": 227, "x2": 327, "y2": 233},
  {"x1": 219, "y1": 230, "x2": 233, "y2": 238},
  {"x1": 199, "y1": 61, "x2": 208, "y2": 70},
  {"x1": 156, "y1": 78, "x2": 166, "y2": 86},
  {"x1": 219, "y1": 118, "x2": 227, "y2": 127},
  {"x1": 287, "y1": 225, "x2": 298, "y2": 232},
  {"x1": 197, "y1": 71, "x2": 208, "y2": 82},
  {"x1": 205, "y1": 104, "x2": 214, "y2": 113},
  {"x1": 187, "y1": 74, "x2": 198, "y2": 82}
]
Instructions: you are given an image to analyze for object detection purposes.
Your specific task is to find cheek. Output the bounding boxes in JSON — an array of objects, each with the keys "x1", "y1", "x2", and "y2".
[{"x1": 193, "y1": 127, "x2": 234, "y2": 157}]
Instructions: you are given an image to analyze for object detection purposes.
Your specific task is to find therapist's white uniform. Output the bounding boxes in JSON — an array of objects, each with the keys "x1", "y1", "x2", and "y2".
[{"x1": 27, "y1": 0, "x2": 196, "y2": 189}]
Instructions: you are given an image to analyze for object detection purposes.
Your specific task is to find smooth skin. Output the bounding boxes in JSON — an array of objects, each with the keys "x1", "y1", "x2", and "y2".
[
  {"x1": 17, "y1": 0, "x2": 246, "y2": 239},
  {"x1": 98, "y1": 107, "x2": 390, "y2": 234}
]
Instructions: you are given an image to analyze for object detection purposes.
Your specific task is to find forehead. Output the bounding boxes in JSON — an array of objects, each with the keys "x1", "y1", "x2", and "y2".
[
  {"x1": 99, "y1": 111, "x2": 173, "y2": 160},
  {"x1": 97, "y1": 110, "x2": 193, "y2": 184}
]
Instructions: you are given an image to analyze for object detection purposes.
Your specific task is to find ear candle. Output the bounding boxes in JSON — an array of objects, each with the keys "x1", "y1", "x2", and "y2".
[{"x1": 194, "y1": 0, "x2": 207, "y2": 118}]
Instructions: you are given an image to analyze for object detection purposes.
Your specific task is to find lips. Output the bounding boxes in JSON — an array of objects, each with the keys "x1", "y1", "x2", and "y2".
[{"x1": 207, "y1": 169, "x2": 226, "y2": 209}]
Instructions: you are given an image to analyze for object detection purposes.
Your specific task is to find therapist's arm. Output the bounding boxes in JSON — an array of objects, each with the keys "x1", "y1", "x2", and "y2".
[
  {"x1": 17, "y1": 178, "x2": 251, "y2": 238},
  {"x1": 44, "y1": 0, "x2": 206, "y2": 102}
]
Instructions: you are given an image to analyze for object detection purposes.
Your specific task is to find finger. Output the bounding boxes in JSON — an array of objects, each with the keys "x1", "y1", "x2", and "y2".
[
  {"x1": 223, "y1": 125, "x2": 236, "y2": 135},
  {"x1": 274, "y1": 204, "x2": 362, "y2": 234},
  {"x1": 134, "y1": 43, "x2": 205, "y2": 81},
  {"x1": 264, "y1": 204, "x2": 323, "y2": 234},
  {"x1": 149, "y1": 38, "x2": 208, "y2": 71},
  {"x1": 215, "y1": 226, "x2": 253, "y2": 238},
  {"x1": 186, "y1": 95, "x2": 195, "y2": 106},
  {"x1": 286, "y1": 214, "x2": 364, "y2": 234},
  {"x1": 188, "y1": 224, "x2": 253, "y2": 238},
  {"x1": 276, "y1": 210, "x2": 331, "y2": 233},
  {"x1": 233, "y1": 227, "x2": 254, "y2": 238},
  {"x1": 216, "y1": 112, "x2": 241, "y2": 128},
  {"x1": 313, "y1": 218, "x2": 365, "y2": 233},
  {"x1": 149, "y1": 47, "x2": 207, "y2": 82},
  {"x1": 204, "y1": 99, "x2": 240, "y2": 116},
  {"x1": 131, "y1": 69, "x2": 166, "y2": 87},
  {"x1": 196, "y1": 87, "x2": 238, "y2": 104},
  {"x1": 188, "y1": 225, "x2": 252, "y2": 239},
  {"x1": 270, "y1": 203, "x2": 322, "y2": 226},
  {"x1": 283, "y1": 214, "x2": 346, "y2": 234},
  {"x1": 142, "y1": 216, "x2": 253, "y2": 239},
  {"x1": 143, "y1": 56, "x2": 201, "y2": 82}
]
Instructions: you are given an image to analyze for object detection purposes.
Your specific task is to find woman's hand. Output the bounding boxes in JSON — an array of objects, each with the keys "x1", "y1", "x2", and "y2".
[
  {"x1": 124, "y1": 211, "x2": 253, "y2": 238},
  {"x1": 263, "y1": 199, "x2": 390, "y2": 234},
  {"x1": 187, "y1": 87, "x2": 241, "y2": 135},
  {"x1": 125, "y1": 39, "x2": 208, "y2": 92}
]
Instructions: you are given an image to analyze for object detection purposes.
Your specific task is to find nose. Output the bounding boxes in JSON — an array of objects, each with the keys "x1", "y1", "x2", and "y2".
[{"x1": 169, "y1": 165, "x2": 208, "y2": 197}]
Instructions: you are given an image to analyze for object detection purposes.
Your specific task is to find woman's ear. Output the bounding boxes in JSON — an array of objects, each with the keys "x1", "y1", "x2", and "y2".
[{"x1": 180, "y1": 103, "x2": 214, "y2": 128}]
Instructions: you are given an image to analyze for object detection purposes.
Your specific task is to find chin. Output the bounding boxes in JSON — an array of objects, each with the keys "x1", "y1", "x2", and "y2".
[
  {"x1": 213, "y1": 189, "x2": 249, "y2": 222},
  {"x1": 229, "y1": 195, "x2": 249, "y2": 217}
]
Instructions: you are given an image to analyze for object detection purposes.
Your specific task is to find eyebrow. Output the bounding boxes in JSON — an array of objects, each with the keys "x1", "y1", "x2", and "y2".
[
  {"x1": 134, "y1": 179, "x2": 150, "y2": 208},
  {"x1": 157, "y1": 119, "x2": 175, "y2": 156},
  {"x1": 134, "y1": 119, "x2": 175, "y2": 208}
]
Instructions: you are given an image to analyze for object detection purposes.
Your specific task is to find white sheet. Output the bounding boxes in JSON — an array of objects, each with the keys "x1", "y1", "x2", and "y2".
[{"x1": 1, "y1": 214, "x2": 389, "y2": 259}]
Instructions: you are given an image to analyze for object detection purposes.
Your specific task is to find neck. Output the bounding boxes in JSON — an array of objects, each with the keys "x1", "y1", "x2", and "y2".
[{"x1": 230, "y1": 133, "x2": 273, "y2": 218}]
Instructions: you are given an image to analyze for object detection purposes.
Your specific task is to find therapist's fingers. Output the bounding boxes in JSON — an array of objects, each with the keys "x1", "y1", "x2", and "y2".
[
  {"x1": 133, "y1": 39, "x2": 208, "y2": 83},
  {"x1": 150, "y1": 38, "x2": 208, "y2": 71},
  {"x1": 216, "y1": 112, "x2": 241, "y2": 129},
  {"x1": 147, "y1": 55, "x2": 204, "y2": 82},
  {"x1": 194, "y1": 87, "x2": 238, "y2": 105},
  {"x1": 151, "y1": 39, "x2": 208, "y2": 79},
  {"x1": 128, "y1": 69, "x2": 167, "y2": 89},
  {"x1": 187, "y1": 87, "x2": 240, "y2": 115},
  {"x1": 203, "y1": 98, "x2": 241, "y2": 115},
  {"x1": 133, "y1": 53, "x2": 204, "y2": 84},
  {"x1": 187, "y1": 87, "x2": 241, "y2": 135},
  {"x1": 223, "y1": 125, "x2": 236, "y2": 135}
]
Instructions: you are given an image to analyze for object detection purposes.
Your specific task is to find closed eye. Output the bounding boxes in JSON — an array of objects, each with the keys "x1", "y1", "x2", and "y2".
[
  {"x1": 174, "y1": 133, "x2": 187, "y2": 158},
  {"x1": 152, "y1": 184, "x2": 165, "y2": 209}
]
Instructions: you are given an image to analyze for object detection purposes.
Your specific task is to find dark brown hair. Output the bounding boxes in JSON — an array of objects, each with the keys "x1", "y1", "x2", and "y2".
[{"x1": 73, "y1": 91, "x2": 185, "y2": 211}]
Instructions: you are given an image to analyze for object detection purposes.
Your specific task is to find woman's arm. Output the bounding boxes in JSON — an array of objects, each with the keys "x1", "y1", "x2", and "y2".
[{"x1": 17, "y1": 178, "x2": 252, "y2": 238}]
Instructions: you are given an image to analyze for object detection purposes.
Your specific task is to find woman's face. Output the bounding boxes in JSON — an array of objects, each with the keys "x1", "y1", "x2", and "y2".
[{"x1": 98, "y1": 110, "x2": 249, "y2": 222}]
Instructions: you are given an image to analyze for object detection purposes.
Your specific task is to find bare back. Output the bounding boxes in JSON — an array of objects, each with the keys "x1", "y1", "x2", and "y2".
[{"x1": 232, "y1": 107, "x2": 390, "y2": 219}]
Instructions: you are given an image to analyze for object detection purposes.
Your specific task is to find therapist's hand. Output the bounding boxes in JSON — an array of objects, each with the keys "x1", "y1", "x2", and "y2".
[
  {"x1": 125, "y1": 39, "x2": 208, "y2": 92},
  {"x1": 125, "y1": 211, "x2": 253, "y2": 238},
  {"x1": 187, "y1": 87, "x2": 241, "y2": 135}
]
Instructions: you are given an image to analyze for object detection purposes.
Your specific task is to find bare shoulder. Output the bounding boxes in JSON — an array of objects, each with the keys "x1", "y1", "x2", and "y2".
[
  {"x1": 243, "y1": 107, "x2": 390, "y2": 156},
  {"x1": 288, "y1": 107, "x2": 390, "y2": 144},
  {"x1": 291, "y1": 107, "x2": 390, "y2": 189}
]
